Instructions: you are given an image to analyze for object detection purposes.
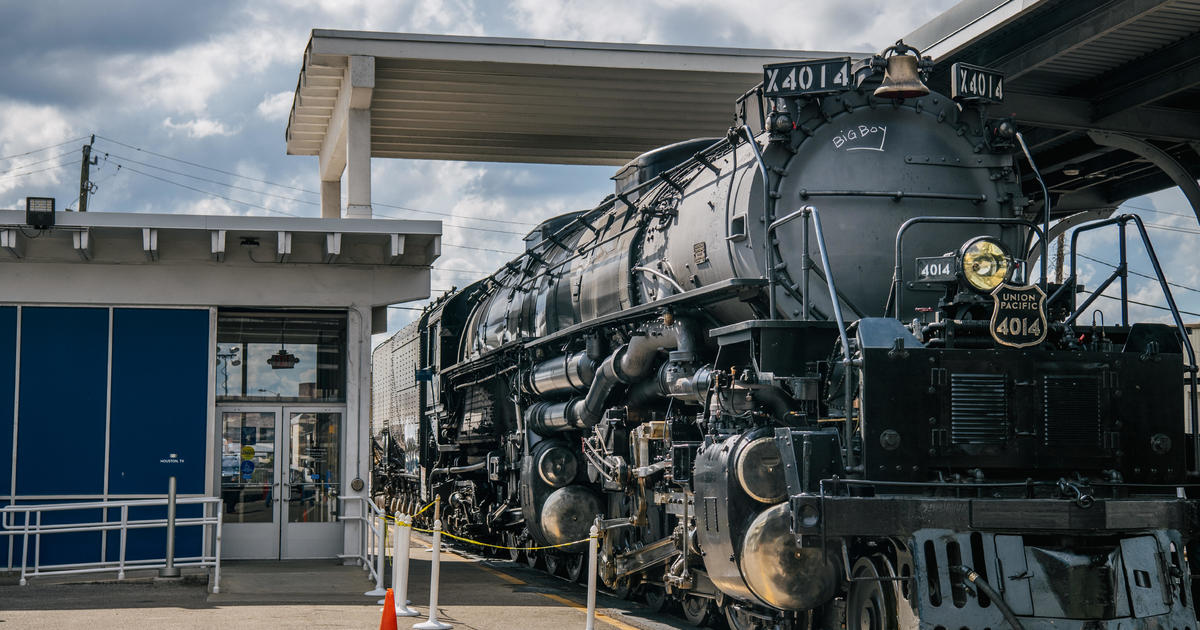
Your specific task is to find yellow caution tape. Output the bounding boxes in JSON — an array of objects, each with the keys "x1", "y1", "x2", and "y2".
[{"x1": 381, "y1": 507, "x2": 596, "y2": 551}]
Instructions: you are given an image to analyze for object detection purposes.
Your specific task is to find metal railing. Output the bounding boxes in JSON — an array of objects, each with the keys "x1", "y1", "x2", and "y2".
[
  {"x1": 1, "y1": 496, "x2": 222, "y2": 591},
  {"x1": 337, "y1": 494, "x2": 387, "y2": 596}
]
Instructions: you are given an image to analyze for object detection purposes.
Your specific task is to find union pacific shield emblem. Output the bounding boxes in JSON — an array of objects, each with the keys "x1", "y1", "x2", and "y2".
[{"x1": 989, "y1": 283, "x2": 1047, "y2": 348}]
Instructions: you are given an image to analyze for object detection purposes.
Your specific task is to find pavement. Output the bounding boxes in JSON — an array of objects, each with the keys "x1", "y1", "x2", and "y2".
[{"x1": 0, "y1": 534, "x2": 692, "y2": 630}]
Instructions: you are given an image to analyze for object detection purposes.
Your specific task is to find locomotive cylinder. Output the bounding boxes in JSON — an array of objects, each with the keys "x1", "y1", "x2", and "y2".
[
  {"x1": 526, "y1": 399, "x2": 587, "y2": 435},
  {"x1": 524, "y1": 351, "x2": 596, "y2": 397}
]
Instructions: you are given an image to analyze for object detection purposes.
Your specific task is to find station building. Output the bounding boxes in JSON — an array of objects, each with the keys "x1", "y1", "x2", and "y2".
[{"x1": 0, "y1": 210, "x2": 439, "y2": 565}]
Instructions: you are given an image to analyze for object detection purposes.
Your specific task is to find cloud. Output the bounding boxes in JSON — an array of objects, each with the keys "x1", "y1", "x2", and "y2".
[
  {"x1": 504, "y1": 0, "x2": 957, "y2": 51},
  {"x1": 0, "y1": 100, "x2": 79, "y2": 203},
  {"x1": 163, "y1": 117, "x2": 238, "y2": 138},
  {"x1": 256, "y1": 91, "x2": 295, "y2": 122}
]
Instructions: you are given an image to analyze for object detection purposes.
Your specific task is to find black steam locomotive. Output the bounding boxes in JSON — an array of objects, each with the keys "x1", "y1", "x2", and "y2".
[{"x1": 371, "y1": 42, "x2": 1200, "y2": 629}]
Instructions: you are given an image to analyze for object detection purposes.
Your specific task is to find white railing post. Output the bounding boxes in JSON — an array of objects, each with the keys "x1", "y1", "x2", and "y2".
[
  {"x1": 394, "y1": 512, "x2": 418, "y2": 617},
  {"x1": 365, "y1": 511, "x2": 387, "y2": 597},
  {"x1": 212, "y1": 506, "x2": 223, "y2": 594},
  {"x1": 33, "y1": 512, "x2": 41, "y2": 576},
  {"x1": 118, "y1": 505, "x2": 128, "y2": 580},
  {"x1": 413, "y1": 515, "x2": 452, "y2": 630},
  {"x1": 18, "y1": 511, "x2": 30, "y2": 586},
  {"x1": 586, "y1": 523, "x2": 599, "y2": 630}
]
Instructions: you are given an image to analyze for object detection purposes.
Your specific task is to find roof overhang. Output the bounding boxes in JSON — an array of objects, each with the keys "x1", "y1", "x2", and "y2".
[
  {"x1": 905, "y1": 0, "x2": 1200, "y2": 213},
  {"x1": 285, "y1": 31, "x2": 861, "y2": 166},
  {"x1": 0, "y1": 211, "x2": 442, "y2": 308}
]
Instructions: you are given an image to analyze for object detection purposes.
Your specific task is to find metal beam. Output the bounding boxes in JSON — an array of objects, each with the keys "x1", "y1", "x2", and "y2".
[
  {"x1": 992, "y1": 0, "x2": 1170, "y2": 81},
  {"x1": 1092, "y1": 57, "x2": 1200, "y2": 120},
  {"x1": 1006, "y1": 92, "x2": 1200, "y2": 142},
  {"x1": 1088, "y1": 130, "x2": 1200, "y2": 226}
]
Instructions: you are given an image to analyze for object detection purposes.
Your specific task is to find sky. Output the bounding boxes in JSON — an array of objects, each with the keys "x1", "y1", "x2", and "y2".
[{"x1": 1, "y1": 0, "x2": 1198, "y2": 349}]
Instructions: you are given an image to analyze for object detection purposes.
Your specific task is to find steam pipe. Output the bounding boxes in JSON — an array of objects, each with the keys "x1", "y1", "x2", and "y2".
[
  {"x1": 575, "y1": 322, "x2": 686, "y2": 428},
  {"x1": 1015, "y1": 131, "x2": 1050, "y2": 291},
  {"x1": 430, "y1": 460, "x2": 488, "y2": 479},
  {"x1": 741, "y1": 125, "x2": 776, "y2": 319}
]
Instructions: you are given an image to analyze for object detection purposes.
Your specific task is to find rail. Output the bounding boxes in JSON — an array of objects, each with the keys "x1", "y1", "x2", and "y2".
[
  {"x1": 1, "y1": 496, "x2": 222, "y2": 591},
  {"x1": 890, "y1": 216, "x2": 1046, "y2": 318},
  {"x1": 337, "y1": 494, "x2": 388, "y2": 596},
  {"x1": 1049, "y1": 213, "x2": 1200, "y2": 471},
  {"x1": 768, "y1": 205, "x2": 858, "y2": 470}
]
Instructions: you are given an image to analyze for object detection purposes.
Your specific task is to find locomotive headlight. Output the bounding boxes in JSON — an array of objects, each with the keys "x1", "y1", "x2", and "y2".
[{"x1": 959, "y1": 237, "x2": 1012, "y2": 292}]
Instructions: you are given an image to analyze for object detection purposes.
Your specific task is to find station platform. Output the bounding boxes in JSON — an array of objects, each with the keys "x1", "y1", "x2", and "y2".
[{"x1": 0, "y1": 536, "x2": 688, "y2": 629}]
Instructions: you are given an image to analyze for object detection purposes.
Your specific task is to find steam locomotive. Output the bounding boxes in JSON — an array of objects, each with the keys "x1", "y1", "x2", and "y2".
[{"x1": 371, "y1": 42, "x2": 1200, "y2": 629}]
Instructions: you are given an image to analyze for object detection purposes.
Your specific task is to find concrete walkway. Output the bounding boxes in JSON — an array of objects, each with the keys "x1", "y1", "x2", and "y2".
[{"x1": 0, "y1": 537, "x2": 689, "y2": 629}]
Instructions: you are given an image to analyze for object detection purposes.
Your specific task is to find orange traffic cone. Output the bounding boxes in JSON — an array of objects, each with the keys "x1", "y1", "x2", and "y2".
[{"x1": 379, "y1": 588, "x2": 399, "y2": 630}]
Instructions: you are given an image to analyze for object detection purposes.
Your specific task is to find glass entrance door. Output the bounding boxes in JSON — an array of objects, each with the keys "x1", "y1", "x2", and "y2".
[
  {"x1": 219, "y1": 406, "x2": 343, "y2": 559},
  {"x1": 281, "y1": 409, "x2": 343, "y2": 558}
]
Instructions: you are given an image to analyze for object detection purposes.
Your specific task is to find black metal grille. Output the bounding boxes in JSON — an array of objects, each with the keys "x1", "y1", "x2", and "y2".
[
  {"x1": 950, "y1": 373, "x2": 1008, "y2": 445},
  {"x1": 1043, "y1": 375, "x2": 1101, "y2": 447},
  {"x1": 459, "y1": 386, "x2": 496, "y2": 443}
]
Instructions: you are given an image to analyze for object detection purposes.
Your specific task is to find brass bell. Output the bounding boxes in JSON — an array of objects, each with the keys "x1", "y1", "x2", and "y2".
[{"x1": 874, "y1": 54, "x2": 929, "y2": 99}]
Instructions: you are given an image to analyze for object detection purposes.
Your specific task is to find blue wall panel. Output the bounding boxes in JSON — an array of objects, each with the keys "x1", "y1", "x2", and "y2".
[
  {"x1": 0, "y1": 306, "x2": 15, "y2": 496},
  {"x1": 104, "y1": 504, "x2": 203, "y2": 562},
  {"x1": 17, "y1": 307, "x2": 109, "y2": 495},
  {"x1": 16, "y1": 501, "x2": 103, "y2": 568},
  {"x1": 108, "y1": 308, "x2": 209, "y2": 495}
]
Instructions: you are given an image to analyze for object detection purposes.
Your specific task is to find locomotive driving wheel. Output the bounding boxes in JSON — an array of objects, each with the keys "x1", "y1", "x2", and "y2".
[
  {"x1": 543, "y1": 552, "x2": 562, "y2": 577},
  {"x1": 504, "y1": 532, "x2": 523, "y2": 563},
  {"x1": 642, "y1": 584, "x2": 668, "y2": 613},
  {"x1": 564, "y1": 552, "x2": 585, "y2": 582},
  {"x1": 680, "y1": 595, "x2": 714, "y2": 626},
  {"x1": 846, "y1": 556, "x2": 899, "y2": 630},
  {"x1": 724, "y1": 603, "x2": 759, "y2": 630}
]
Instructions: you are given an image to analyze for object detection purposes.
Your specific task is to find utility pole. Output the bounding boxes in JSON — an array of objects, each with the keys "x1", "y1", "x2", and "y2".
[
  {"x1": 1054, "y1": 233, "x2": 1065, "y2": 284},
  {"x1": 77, "y1": 134, "x2": 97, "y2": 212}
]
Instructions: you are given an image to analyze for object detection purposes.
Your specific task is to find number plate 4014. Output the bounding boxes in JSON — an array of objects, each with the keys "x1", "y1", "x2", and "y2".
[
  {"x1": 763, "y1": 58, "x2": 852, "y2": 97},
  {"x1": 951, "y1": 62, "x2": 1004, "y2": 103}
]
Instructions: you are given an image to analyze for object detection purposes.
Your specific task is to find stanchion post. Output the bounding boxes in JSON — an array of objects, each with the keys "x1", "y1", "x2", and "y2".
[
  {"x1": 212, "y1": 507, "x2": 223, "y2": 594},
  {"x1": 158, "y1": 476, "x2": 181, "y2": 578},
  {"x1": 585, "y1": 523, "x2": 599, "y2": 630},
  {"x1": 394, "y1": 512, "x2": 418, "y2": 617},
  {"x1": 365, "y1": 511, "x2": 387, "y2": 597},
  {"x1": 414, "y1": 496, "x2": 451, "y2": 630}
]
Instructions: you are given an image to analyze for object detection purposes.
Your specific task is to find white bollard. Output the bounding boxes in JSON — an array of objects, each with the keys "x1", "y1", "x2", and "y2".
[
  {"x1": 365, "y1": 513, "x2": 388, "y2": 597},
  {"x1": 394, "y1": 512, "x2": 418, "y2": 616},
  {"x1": 585, "y1": 524, "x2": 599, "y2": 630},
  {"x1": 413, "y1": 518, "x2": 452, "y2": 630}
]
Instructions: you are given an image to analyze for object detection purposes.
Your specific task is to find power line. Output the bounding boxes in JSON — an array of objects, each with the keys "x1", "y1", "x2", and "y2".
[
  {"x1": 100, "y1": 158, "x2": 520, "y2": 255},
  {"x1": 0, "y1": 149, "x2": 80, "y2": 177},
  {"x1": 102, "y1": 151, "x2": 318, "y2": 206},
  {"x1": 371, "y1": 209, "x2": 526, "y2": 235},
  {"x1": 115, "y1": 162, "x2": 305, "y2": 217},
  {"x1": 94, "y1": 134, "x2": 537, "y2": 228},
  {"x1": 1079, "y1": 290, "x2": 1200, "y2": 319},
  {"x1": 1121, "y1": 203, "x2": 1198, "y2": 221},
  {"x1": 373, "y1": 201, "x2": 535, "y2": 227},
  {"x1": 0, "y1": 159, "x2": 81, "y2": 182},
  {"x1": 101, "y1": 149, "x2": 528, "y2": 236},
  {"x1": 1145, "y1": 222, "x2": 1200, "y2": 236},
  {"x1": 95, "y1": 135, "x2": 316, "y2": 195},
  {"x1": 1077, "y1": 253, "x2": 1200, "y2": 294},
  {"x1": 0, "y1": 136, "x2": 89, "y2": 163}
]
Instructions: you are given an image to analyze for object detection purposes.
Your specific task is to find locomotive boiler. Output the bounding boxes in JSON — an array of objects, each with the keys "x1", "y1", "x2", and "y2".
[{"x1": 371, "y1": 42, "x2": 1200, "y2": 629}]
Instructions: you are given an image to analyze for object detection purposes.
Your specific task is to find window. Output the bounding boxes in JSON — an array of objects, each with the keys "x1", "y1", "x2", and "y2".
[{"x1": 216, "y1": 310, "x2": 346, "y2": 402}]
